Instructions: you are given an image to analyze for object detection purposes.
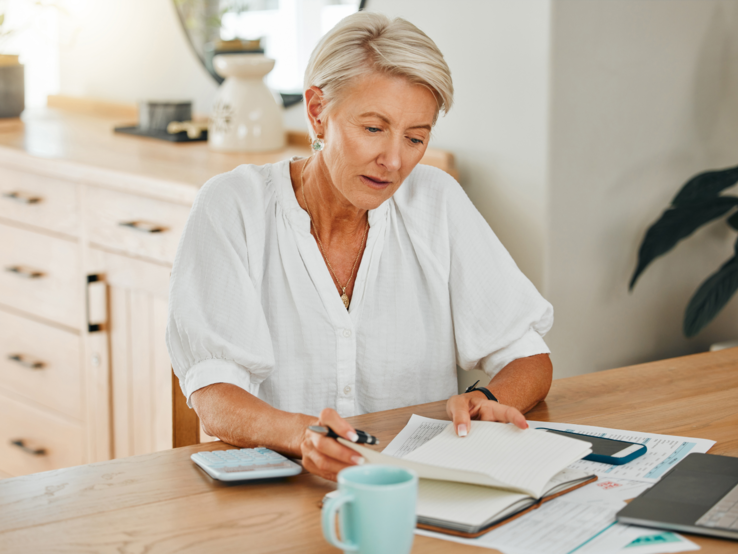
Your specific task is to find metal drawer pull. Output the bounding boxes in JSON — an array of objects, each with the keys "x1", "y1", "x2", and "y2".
[
  {"x1": 4, "y1": 265, "x2": 44, "y2": 279},
  {"x1": 7, "y1": 353, "x2": 45, "y2": 369},
  {"x1": 118, "y1": 220, "x2": 167, "y2": 233},
  {"x1": 10, "y1": 439, "x2": 46, "y2": 456},
  {"x1": 2, "y1": 191, "x2": 42, "y2": 204},
  {"x1": 86, "y1": 273, "x2": 106, "y2": 333}
]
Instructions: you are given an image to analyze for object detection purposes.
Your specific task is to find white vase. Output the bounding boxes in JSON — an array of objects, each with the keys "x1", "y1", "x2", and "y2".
[{"x1": 208, "y1": 54, "x2": 286, "y2": 152}]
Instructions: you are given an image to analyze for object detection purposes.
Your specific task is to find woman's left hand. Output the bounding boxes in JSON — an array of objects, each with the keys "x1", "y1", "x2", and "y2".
[{"x1": 446, "y1": 392, "x2": 528, "y2": 437}]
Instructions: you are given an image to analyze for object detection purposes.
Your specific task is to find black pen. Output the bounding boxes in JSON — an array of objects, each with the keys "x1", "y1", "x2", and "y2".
[{"x1": 308, "y1": 425, "x2": 379, "y2": 445}]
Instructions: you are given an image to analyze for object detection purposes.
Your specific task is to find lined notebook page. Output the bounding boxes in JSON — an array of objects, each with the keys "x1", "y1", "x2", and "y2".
[
  {"x1": 341, "y1": 440, "x2": 507, "y2": 489},
  {"x1": 404, "y1": 422, "x2": 591, "y2": 498}
]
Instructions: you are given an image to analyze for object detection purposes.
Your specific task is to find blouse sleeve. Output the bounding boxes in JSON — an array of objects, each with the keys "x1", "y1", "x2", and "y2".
[
  {"x1": 444, "y1": 175, "x2": 554, "y2": 378},
  {"x1": 166, "y1": 170, "x2": 275, "y2": 406}
]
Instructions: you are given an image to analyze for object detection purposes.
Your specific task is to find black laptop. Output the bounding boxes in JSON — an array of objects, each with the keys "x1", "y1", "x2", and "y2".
[{"x1": 617, "y1": 453, "x2": 738, "y2": 541}]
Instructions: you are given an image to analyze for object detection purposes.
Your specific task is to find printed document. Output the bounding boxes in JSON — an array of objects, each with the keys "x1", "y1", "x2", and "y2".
[{"x1": 527, "y1": 420, "x2": 715, "y2": 482}]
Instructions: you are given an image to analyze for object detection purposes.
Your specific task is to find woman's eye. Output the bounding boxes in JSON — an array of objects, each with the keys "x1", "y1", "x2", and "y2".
[
  {"x1": 409, "y1": 137, "x2": 424, "y2": 145},
  {"x1": 366, "y1": 127, "x2": 381, "y2": 133}
]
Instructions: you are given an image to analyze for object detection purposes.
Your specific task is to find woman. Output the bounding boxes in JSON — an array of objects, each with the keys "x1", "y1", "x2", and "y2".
[{"x1": 167, "y1": 12, "x2": 553, "y2": 482}]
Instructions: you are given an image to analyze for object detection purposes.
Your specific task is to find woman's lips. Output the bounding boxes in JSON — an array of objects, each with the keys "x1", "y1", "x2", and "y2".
[{"x1": 361, "y1": 175, "x2": 392, "y2": 189}]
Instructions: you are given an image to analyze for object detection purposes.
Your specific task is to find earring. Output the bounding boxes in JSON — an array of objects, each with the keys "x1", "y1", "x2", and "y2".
[{"x1": 311, "y1": 134, "x2": 325, "y2": 152}]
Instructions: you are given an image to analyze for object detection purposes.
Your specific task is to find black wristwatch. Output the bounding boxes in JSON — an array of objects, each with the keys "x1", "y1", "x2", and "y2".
[{"x1": 464, "y1": 380, "x2": 499, "y2": 402}]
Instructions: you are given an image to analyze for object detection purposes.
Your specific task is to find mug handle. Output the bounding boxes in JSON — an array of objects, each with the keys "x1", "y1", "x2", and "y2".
[{"x1": 321, "y1": 493, "x2": 359, "y2": 552}]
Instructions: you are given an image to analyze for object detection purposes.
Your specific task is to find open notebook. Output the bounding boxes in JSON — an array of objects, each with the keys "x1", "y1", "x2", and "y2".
[{"x1": 340, "y1": 419, "x2": 597, "y2": 537}]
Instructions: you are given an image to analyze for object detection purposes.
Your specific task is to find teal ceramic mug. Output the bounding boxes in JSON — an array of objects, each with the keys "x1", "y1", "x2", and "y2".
[{"x1": 322, "y1": 465, "x2": 418, "y2": 554}]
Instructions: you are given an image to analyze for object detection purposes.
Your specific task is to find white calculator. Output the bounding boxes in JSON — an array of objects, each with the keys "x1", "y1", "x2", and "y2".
[{"x1": 191, "y1": 447, "x2": 303, "y2": 481}]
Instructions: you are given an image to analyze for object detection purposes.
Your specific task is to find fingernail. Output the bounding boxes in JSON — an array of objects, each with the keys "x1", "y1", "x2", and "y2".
[
  {"x1": 347, "y1": 431, "x2": 359, "y2": 443},
  {"x1": 351, "y1": 456, "x2": 365, "y2": 465},
  {"x1": 457, "y1": 424, "x2": 467, "y2": 437}
]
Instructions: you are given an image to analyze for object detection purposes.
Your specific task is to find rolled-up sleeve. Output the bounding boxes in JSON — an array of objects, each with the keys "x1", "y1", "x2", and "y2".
[
  {"x1": 445, "y1": 182, "x2": 553, "y2": 378},
  {"x1": 166, "y1": 172, "x2": 275, "y2": 406}
]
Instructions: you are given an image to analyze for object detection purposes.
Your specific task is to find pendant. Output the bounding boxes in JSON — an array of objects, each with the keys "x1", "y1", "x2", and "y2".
[{"x1": 341, "y1": 293, "x2": 350, "y2": 309}]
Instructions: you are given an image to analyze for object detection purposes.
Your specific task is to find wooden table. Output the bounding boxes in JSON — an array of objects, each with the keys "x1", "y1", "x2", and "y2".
[{"x1": 1, "y1": 349, "x2": 737, "y2": 553}]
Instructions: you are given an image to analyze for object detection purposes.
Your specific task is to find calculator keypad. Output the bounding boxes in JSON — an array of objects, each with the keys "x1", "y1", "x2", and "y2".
[{"x1": 191, "y1": 447, "x2": 302, "y2": 481}]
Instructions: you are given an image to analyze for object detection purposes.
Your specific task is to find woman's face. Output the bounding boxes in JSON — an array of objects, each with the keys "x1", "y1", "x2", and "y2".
[{"x1": 315, "y1": 72, "x2": 438, "y2": 211}]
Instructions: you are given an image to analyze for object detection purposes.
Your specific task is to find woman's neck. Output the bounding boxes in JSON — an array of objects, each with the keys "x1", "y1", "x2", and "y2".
[{"x1": 296, "y1": 155, "x2": 368, "y2": 246}]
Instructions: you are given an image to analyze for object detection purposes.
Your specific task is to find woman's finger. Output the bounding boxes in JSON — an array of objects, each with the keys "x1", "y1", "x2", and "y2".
[
  {"x1": 301, "y1": 433, "x2": 360, "y2": 482},
  {"x1": 303, "y1": 446, "x2": 352, "y2": 481},
  {"x1": 446, "y1": 395, "x2": 472, "y2": 437},
  {"x1": 479, "y1": 402, "x2": 528, "y2": 429},
  {"x1": 319, "y1": 407, "x2": 359, "y2": 442},
  {"x1": 310, "y1": 432, "x2": 365, "y2": 466}
]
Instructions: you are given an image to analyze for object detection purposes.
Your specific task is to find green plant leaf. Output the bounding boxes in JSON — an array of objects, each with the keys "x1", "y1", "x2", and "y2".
[
  {"x1": 683, "y1": 245, "x2": 738, "y2": 337},
  {"x1": 728, "y1": 211, "x2": 738, "y2": 232},
  {"x1": 672, "y1": 165, "x2": 738, "y2": 206},
  {"x1": 630, "y1": 197, "x2": 738, "y2": 289}
]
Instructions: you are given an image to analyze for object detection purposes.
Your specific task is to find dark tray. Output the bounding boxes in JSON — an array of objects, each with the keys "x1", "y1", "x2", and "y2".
[{"x1": 114, "y1": 125, "x2": 208, "y2": 143}]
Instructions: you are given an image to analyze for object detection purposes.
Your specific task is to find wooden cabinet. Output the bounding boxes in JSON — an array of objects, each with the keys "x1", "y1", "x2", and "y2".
[
  {"x1": 0, "y1": 178, "x2": 180, "y2": 474},
  {"x1": 0, "y1": 170, "x2": 86, "y2": 477},
  {"x1": 0, "y1": 106, "x2": 309, "y2": 477},
  {"x1": 0, "y1": 223, "x2": 81, "y2": 329},
  {"x1": 0, "y1": 108, "x2": 273, "y2": 476},
  {"x1": 92, "y1": 250, "x2": 173, "y2": 458},
  {"x1": 85, "y1": 187, "x2": 191, "y2": 264},
  {"x1": 0, "y1": 165, "x2": 80, "y2": 235},
  {"x1": 0, "y1": 310, "x2": 83, "y2": 420},
  {"x1": 0, "y1": 393, "x2": 84, "y2": 476}
]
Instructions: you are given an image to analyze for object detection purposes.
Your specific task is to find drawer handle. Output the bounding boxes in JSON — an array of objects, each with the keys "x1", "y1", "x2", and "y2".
[
  {"x1": 86, "y1": 273, "x2": 106, "y2": 333},
  {"x1": 7, "y1": 353, "x2": 45, "y2": 370},
  {"x1": 118, "y1": 220, "x2": 167, "y2": 233},
  {"x1": 4, "y1": 265, "x2": 45, "y2": 279},
  {"x1": 2, "y1": 191, "x2": 42, "y2": 204},
  {"x1": 10, "y1": 439, "x2": 46, "y2": 456}
]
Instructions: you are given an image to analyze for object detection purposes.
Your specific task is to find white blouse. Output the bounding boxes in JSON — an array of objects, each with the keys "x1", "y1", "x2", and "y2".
[{"x1": 167, "y1": 159, "x2": 553, "y2": 418}]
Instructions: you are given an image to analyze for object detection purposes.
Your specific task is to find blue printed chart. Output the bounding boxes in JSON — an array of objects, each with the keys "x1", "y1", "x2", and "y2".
[{"x1": 527, "y1": 421, "x2": 715, "y2": 483}]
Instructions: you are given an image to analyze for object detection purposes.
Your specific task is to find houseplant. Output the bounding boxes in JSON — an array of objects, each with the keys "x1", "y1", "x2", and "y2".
[
  {"x1": 0, "y1": 9, "x2": 25, "y2": 118},
  {"x1": 630, "y1": 165, "x2": 738, "y2": 337}
]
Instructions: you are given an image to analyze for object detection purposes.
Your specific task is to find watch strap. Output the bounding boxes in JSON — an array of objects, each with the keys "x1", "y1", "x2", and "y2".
[{"x1": 464, "y1": 380, "x2": 499, "y2": 402}]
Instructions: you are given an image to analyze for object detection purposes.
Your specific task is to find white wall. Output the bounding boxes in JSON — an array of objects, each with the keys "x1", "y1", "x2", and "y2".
[
  {"x1": 545, "y1": 0, "x2": 738, "y2": 377},
  {"x1": 59, "y1": 0, "x2": 218, "y2": 115}
]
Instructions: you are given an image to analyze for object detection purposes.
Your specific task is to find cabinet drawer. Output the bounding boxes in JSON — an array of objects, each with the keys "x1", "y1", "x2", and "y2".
[
  {"x1": 0, "y1": 222, "x2": 81, "y2": 329},
  {"x1": 0, "y1": 392, "x2": 84, "y2": 477},
  {"x1": 0, "y1": 309, "x2": 82, "y2": 420},
  {"x1": 86, "y1": 187, "x2": 190, "y2": 263},
  {"x1": 0, "y1": 167, "x2": 79, "y2": 236}
]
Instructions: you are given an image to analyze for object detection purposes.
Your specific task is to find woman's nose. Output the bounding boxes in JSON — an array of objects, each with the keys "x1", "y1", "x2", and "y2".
[{"x1": 378, "y1": 139, "x2": 402, "y2": 172}]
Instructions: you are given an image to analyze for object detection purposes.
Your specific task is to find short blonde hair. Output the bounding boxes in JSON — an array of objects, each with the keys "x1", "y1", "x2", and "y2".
[{"x1": 304, "y1": 11, "x2": 453, "y2": 137}]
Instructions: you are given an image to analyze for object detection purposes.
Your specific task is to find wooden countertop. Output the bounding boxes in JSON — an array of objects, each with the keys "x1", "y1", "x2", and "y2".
[
  {"x1": 0, "y1": 108, "x2": 311, "y2": 204},
  {"x1": 1, "y1": 348, "x2": 737, "y2": 553},
  {"x1": 0, "y1": 105, "x2": 458, "y2": 205}
]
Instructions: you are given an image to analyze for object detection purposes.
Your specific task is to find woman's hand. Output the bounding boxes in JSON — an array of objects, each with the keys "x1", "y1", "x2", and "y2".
[
  {"x1": 446, "y1": 392, "x2": 528, "y2": 437},
  {"x1": 300, "y1": 408, "x2": 366, "y2": 481}
]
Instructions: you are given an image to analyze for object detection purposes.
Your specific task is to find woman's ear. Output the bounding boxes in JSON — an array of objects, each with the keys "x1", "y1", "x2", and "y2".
[{"x1": 305, "y1": 86, "x2": 326, "y2": 137}]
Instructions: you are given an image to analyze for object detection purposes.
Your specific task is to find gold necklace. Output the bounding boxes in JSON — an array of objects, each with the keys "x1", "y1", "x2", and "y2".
[{"x1": 300, "y1": 156, "x2": 369, "y2": 309}]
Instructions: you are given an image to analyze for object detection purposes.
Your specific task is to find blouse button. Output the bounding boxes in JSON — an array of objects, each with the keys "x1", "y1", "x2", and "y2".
[
  {"x1": 343, "y1": 385, "x2": 352, "y2": 395},
  {"x1": 342, "y1": 329, "x2": 352, "y2": 338}
]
